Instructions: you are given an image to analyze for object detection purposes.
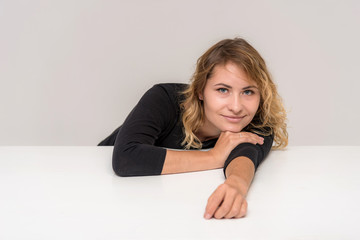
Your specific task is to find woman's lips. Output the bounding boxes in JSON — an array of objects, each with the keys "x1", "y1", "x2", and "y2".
[{"x1": 222, "y1": 115, "x2": 246, "y2": 123}]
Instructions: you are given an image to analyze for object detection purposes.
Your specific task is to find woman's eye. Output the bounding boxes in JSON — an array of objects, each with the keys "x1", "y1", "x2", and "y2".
[
  {"x1": 243, "y1": 90, "x2": 254, "y2": 96},
  {"x1": 217, "y1": 88, "x2": 228, "y2": 93}
]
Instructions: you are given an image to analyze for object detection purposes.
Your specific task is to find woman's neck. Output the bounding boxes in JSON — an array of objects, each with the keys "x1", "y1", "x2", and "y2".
[{"x1": 195, "y1": 122, "x2": 220, "y2": 142}]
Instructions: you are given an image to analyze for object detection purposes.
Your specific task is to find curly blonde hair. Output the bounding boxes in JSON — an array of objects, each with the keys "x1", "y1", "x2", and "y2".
[{"x1": 181, "y1": 38, "x2": 288, "y2": 150}]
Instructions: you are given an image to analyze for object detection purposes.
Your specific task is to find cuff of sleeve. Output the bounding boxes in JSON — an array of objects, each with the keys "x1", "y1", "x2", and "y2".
[{"x1": 223, "y1": 143, "x2": 260, "y2": 176}]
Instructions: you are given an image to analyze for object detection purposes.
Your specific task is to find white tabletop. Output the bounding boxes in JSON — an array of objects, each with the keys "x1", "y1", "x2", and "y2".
[{"x1": 0, "y1": 146, "x2": 359, "y2": 240}]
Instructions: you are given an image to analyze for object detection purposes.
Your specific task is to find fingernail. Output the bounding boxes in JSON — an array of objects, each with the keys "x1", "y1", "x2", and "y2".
[{"x1": 204, "y1": 213, "x2": 212, "y2": 219}]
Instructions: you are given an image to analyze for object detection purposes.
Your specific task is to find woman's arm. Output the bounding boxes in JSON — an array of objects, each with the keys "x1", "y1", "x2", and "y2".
[
  {"x1": 204, "y1": 156, "x2": 254, "y2": 219},
  {"x1": 161, "y1": 131, "x2": 264, "y2": 175},
  {"x1": 203, "y1": 133, "x2": 273, "y2": 219},
  {"x1": 161, "y1": 150, "x2": 222, "y2": 174},
  {"x1": 112, "y1": 84, "x2": 182, "y2": 177}
]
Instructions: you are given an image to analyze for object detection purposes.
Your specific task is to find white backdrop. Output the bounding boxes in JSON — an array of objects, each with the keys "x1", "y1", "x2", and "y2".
[{"x1": 1, "y1": 0, "x2": 359, "y2": 146}]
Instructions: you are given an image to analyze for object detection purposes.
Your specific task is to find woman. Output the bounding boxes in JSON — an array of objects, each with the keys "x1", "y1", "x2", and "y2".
[{"x1": 99, "y1": 38, "x2": 288, "y2": 219}]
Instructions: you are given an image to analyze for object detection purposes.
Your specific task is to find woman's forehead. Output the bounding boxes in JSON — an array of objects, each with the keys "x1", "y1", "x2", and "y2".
[{"x1": 208, "y1": 62, "x2": 259, "y2": 88}]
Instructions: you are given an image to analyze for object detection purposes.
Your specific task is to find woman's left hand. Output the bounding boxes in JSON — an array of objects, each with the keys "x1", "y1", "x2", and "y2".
[{"x1": 204, "y1": 176, "x2": 248, "y2": 219}]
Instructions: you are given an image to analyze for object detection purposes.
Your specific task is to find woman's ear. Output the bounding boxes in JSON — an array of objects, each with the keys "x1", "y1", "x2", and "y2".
[{"x1": 198, "y1": 92, "x2": 204, "y2": 101}]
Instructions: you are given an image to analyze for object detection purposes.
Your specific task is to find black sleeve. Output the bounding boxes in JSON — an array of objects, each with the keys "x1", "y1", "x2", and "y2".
[
  {"x1": 112, "y1": 84, "x2": 177, "y2": 177},
  {"x1": 223, "y1": 133, "x2": 273, "y2": 176}
]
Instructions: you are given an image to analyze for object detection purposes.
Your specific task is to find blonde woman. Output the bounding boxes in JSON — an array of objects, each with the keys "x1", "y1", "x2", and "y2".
[{"x1": 99, "y1": 38, "x2": 288, "y2": 219}]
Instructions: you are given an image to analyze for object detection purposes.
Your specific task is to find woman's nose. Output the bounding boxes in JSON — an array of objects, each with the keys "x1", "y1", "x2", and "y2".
[{"x1": 228, "y1": 95, "x2": 242, "y2": 114}]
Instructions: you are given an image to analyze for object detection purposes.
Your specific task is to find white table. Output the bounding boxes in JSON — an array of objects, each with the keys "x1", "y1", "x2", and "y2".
[{"x1": 0, "y1": 146, "x2": 359, "y2": 240}]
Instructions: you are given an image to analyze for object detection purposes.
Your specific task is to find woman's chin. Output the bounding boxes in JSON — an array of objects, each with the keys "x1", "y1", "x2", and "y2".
[{"x1": 222, "y1": 126, "x2": 244, "y2": 133}]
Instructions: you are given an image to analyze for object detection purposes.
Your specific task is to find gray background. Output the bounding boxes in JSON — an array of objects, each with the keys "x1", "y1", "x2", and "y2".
[{"x1": 1, "y1": 0, "x2": 359, "y2": 146}]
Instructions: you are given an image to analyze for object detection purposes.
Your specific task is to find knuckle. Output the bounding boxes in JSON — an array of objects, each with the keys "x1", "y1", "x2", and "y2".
[
  {"x1": 218, "y1": 183, "x2": 226, "y2": 191},
  {"x1": 221, "y1": 205, "x2": 230, "y2": 213},
  {"x1": 234, "y1": 206, "x2": 241, "y2": 214},
  {"x1": 208, "y1": 195, "x2": 219, "y2": 204},
  {"x1": 230, "y1": 206, "x2": 240, "y2": 216},
  {"x1": 228, "y1": 188, "x2": 237, "y2": 196}
]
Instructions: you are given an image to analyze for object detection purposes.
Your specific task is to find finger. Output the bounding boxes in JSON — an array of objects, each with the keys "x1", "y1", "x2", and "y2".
[
  {"x1": 248, "y1": 133, "x2": 264, "y2": 144},
  {"x1": 213, "y1": 187, "x2": 237, "y2": 219},
  {"x1": 239, "y1": 134, "x2": 258, "y2": 145},
  {"x1": 204, "y1": 185, "x2": 226, "y2": 219},
  {"x1": 224, "y1": 194, "x2": 244, "y2": 219},
  {"x1": 235, "y1": 199, "x2": 248, "y2": 218},
  {"x1": 239, "y1": 132, "x2": 264, "y2": 145}
]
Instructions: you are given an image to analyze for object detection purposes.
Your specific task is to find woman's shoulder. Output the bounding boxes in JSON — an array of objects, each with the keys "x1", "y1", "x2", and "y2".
[
  {"x1": 137, "y1": 83, "x2": 188, "y2": 113},
  {"x1": 147, "y1": 83, "x2": 188, "y2": 104},
  {"x1": 151, "y1": 83, "x2": 188, "y2": 94}
]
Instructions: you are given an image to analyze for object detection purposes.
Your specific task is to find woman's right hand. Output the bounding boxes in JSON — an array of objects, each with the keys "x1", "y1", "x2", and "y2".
[{"x1": 209, "y1": 131, "x2": 264, "y2": 164}]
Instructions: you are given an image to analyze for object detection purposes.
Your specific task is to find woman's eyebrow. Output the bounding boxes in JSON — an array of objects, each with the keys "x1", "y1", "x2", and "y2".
[
  {"x1": 214, "y1": 83, "x2": 232, "y2": 88},
  {"x1": 242, "y1": 85, "x2": 258, "y2": 90},
  {"x1": 214, "y1": 83, "x2": 258, "y2": 90}
]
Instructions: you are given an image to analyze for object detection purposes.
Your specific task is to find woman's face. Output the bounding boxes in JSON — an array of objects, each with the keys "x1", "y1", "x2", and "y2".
[{"x1": 199, "y1": 62, "x2": 261, "y2": 137}]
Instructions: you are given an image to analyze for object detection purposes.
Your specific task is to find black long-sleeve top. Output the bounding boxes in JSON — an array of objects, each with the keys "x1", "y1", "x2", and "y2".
[{"x1": 98, "y1": 83, "x2": 273, "y2": 177}]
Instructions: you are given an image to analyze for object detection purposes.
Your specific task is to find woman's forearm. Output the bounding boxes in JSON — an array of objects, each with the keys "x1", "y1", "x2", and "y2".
[
  {"x1": 224, "y1": 156, "x2": 255, "y2": 196},
  {"x1": 203, "y1": 156, "x2": 255, "y2": 219},
  {"x1": 161, "y1": 149, "x2": 222, "y2": 174},
  {"x1": 162, "y1": 131, "x2": 263, "y2": 175}
]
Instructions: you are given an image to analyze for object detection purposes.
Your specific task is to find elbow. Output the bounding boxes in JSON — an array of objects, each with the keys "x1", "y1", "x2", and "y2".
[
  {"x1": 112, "y1": 150, "x2": 133, "y2": 177},
  {"x1": 112, "y1": 144, "x2": 164, "y2": 177},
  {"x1": 112, "y1": 149, "x2": 147, "y2": 177},
  {"x1": 112, "y1": 160, "x2": 134, "y2": 177},
  {"x1": 113, "y1": 165, "x2": 130, "y2": 177}
]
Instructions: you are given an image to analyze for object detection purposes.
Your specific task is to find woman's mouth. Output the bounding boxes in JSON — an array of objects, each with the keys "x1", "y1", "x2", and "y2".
[{"x1": 222, "y1": 115, "x2": 246, "y2": 123}]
